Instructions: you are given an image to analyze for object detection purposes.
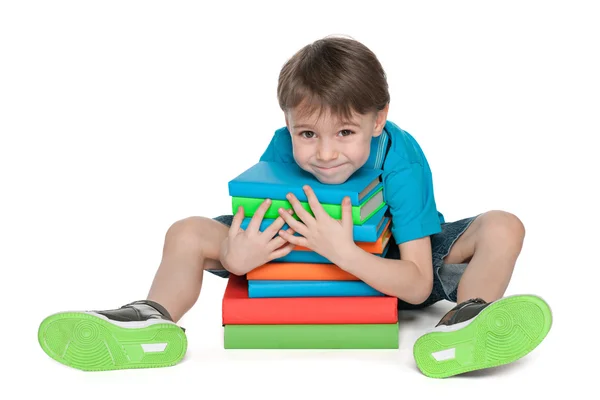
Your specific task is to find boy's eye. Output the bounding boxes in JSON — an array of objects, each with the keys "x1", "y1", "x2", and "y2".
[{"x1": 299, "y1": 130, "x2": 353, "y2": 138}]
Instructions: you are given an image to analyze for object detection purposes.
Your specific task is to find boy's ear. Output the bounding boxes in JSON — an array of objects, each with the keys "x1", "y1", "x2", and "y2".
[{"x1": 372, "y1": 103, "x2": 389, "y2": 137}]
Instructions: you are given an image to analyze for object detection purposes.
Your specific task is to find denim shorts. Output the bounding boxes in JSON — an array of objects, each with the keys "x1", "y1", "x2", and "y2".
[{"x1": 208, "y1": 214, "x2": 479, "y2": 309}]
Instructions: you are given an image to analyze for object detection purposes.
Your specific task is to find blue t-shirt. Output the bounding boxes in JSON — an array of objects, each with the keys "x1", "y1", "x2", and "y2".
[{"x1": 259, "y1": 120, "x2": 445, "y2": 244}]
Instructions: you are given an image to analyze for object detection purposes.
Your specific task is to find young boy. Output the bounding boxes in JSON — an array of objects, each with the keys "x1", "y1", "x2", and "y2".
[{"x1": 38, "y1": 36, "x2": 552, "y2": 378}]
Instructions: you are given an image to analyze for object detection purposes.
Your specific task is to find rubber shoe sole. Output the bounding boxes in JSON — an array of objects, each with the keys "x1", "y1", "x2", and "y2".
[
  {"x1": 413, "y1": 294, "x2": 552, "y2": 378},
  {"x1": 38, "y1": 312, "x2": 187, "y2": 371}
]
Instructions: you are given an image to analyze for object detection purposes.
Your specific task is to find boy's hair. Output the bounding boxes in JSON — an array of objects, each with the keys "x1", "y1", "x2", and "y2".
[{"x1": 277, "y1": 35, "x2": 390, "y2": 122}]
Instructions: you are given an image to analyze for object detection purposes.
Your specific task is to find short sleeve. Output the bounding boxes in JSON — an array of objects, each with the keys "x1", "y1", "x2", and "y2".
[
  {"x1": 259, "y1": 127, "x2": 295, "y2": 163},
  {"x1": 383, "y1": 152, "x2": 442, "y2": 244}
]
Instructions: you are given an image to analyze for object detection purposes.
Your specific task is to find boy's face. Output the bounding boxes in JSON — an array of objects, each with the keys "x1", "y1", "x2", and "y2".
[{"x1": 285, "y1": 103, "x2": 389, "y2": 184}]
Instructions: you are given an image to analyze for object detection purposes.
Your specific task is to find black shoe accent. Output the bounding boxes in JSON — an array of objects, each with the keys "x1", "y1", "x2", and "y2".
[
  {"x1": 94, "y1": 300, "x2": 186, "y2": 331},
  {"x1": 436, "y1": 298, "x2": 490, "y2": 327}
]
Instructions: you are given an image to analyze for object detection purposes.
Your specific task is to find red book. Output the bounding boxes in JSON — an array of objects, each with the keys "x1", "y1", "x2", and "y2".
[{"x1": 222, "y1": 274, "x2": 398, "y2": 325}]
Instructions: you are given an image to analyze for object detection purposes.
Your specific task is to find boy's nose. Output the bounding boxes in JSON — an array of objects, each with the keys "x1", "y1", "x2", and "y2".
[{"x1": 316, "y1": 143, "x2": 338, "y2": 162}]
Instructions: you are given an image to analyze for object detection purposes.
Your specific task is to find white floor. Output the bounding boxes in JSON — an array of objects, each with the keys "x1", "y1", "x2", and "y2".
[
  {"x1": 3, "y1": 1, "x2": 598, "y2": 398},
  {"x1": 18, "y1": 273, "x2": 579, "y2": 400}
]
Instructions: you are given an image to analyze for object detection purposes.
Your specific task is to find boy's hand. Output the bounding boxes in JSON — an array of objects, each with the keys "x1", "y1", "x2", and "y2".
[
  {"x1": 277, "y1": 185, "x2": 356, "y2": 267},
  {"x1": 219, "y1": 199, "x2": 295, "y2": 275}
]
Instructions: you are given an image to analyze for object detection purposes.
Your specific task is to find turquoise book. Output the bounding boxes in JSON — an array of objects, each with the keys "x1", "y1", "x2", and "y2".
[
  {"x1": 229, "y1": 161, "x2": 386, "y2": 225},
  {"x1": 274, "y1": 242, "x2": 390, "y2": 263},
  {"x1": 247, "y1": 280, "x2": 385, "y2": 298},
  {"x1": 240, "y1": 205, "x2": 390, "y2": 243}
]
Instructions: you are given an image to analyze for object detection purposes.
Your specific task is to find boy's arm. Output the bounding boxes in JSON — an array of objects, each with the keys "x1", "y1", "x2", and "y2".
[
  {"x1": 334, "y1": 150, "x2": 441, "y2": 304},
  {"x1": 278, "y1": 182, "x2": 437, "y2": 305},
  {"x1": 332, "y1": 238, "x2": 434, "y2": 305}
]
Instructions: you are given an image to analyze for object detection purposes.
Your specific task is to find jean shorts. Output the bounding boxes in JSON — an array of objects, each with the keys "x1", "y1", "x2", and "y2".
[{"x1": 208, "y1": 214, "x2": 478, "y2": 309}]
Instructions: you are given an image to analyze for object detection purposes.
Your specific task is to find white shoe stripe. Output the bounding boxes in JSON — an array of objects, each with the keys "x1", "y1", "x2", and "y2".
[
  {"x1": 432, "y1": 348, "x2": 456, "y2": 361},
  {"x1": 141, "y1": 343, "x2": 168, "y2": 352}
]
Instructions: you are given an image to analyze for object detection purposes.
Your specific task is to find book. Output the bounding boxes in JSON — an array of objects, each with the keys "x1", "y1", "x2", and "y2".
[
  {"x1": 231, "y1": 187, "x2": 384, "y2": 225},
  {"x1": 274, "y1": 243, "x2": 390, "y2": 263},
  {"x1": 293, "y1": 220, "x2": 392, "y2": 253},
  {"x1": 247, "y1": 280, "x2": 385, "y2": 298},
  {"x1": 247, "y1": 261, "x2": 358, "y2": 281},
  {"x1": 223, "y1": 323, "x2": 400, "y2": 349},
  {"x1": 228, "y1": 161, "x2": 383, "y2": 205},
  {"x1": 222, "y1": 274, "x2": 398, "y2": 325},
  {"x1": 239, "y1": 204, "x2": 390, "y2": 243}
]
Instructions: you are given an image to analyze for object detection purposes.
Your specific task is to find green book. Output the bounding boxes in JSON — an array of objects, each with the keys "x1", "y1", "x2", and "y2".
[
  {"x1": 224, "y1": 323, "x2": 399, "y2": 349},
  {"x1": 231, "y1": 186, "x2": 385, "y2": 226}
]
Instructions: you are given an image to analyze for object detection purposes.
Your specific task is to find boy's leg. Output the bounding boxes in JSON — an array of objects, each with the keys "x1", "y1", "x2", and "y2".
[
  {"x1": 444, "y1": 210, "x2": 524, "y2": 303},
  {"x1": 38, "y1": 215, "x2": 232, "y2": 371},
  {"x1": 147, "y1": 216, "x2": 230, "y2": 322},
  {"x1": 413, "y1": 210, "x2": 552, "y2": 378}
]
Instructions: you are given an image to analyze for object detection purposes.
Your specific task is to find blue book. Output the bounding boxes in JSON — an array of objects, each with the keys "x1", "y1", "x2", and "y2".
[
  {"x1": 274, "y1": 241, "x2": 391, "y2": 264},
  {"x1": 228, "y1": 161, "x2": 383, "y2": 206},
  {"x1": 247, "y1": 280, "x2": 385, "y2": 298},
  {"x1": 240, "y1": 205, "x2": 390, "y2": 243}
]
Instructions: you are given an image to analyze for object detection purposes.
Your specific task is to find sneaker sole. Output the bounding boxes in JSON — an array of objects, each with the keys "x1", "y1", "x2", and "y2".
[
  {"x1": 38, "y1": 312, "x2": 188, "y2": 371},
  {"x1": 413, "y1": 294, "x2": 552, "y2": 378}
]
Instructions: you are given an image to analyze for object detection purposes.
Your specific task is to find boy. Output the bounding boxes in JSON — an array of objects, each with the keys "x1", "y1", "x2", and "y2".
[{"x1": 38, "y1": 36, "x2": 552, "y2": 378}]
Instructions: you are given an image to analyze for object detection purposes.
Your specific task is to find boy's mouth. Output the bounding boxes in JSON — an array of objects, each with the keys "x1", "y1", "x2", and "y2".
[{"x1": 314, "y1": 163, "x2": 344, "y2": 172}]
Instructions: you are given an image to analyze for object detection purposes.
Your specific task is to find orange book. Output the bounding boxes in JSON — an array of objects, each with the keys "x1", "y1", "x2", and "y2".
[
  {"x1": 222, "y1": 274, "x2": 398, "y2": 324},
  {"x1": 247, "y1": 261, "x2": 359, "y2": 281},
  {"x1": 294, "y1": 220, "x2": 392, "y2": 254}
]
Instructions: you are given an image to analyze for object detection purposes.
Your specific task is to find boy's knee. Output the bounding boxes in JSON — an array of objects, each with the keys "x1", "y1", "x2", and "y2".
[
  {"x1": 479, "y1": 210, "x2": 525, "y2": 250},
  {"x1": 165, "y1": 216, "x2": 212, "y2": 250}
]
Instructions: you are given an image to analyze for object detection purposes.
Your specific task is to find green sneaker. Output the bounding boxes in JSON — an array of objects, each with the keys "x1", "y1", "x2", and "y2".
[
  {"x1": 38, "y1": 300, "x2": 187, "y2": 371},
  {"x1": 413, "y1": 294, "x2": 552, "y2": 378}
]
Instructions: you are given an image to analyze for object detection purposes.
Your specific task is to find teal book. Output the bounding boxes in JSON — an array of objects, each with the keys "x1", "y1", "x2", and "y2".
[
  {"x1": 247, "y1": 280, "x2": 385, "y2": 298},
  {"x1": 229, "y1": 161, "x2": 383, "y2": 205},
  {"x1": 240, "y1": 205, "x2": 390, "y2": 243},
  {"x1": 229, "y1": 161, "x2": 386, "y2": 225}
]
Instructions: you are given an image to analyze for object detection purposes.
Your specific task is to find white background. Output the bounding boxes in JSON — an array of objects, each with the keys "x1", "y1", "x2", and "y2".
[{"x1": 1, "y1": 0, "x2": 598, "y2": 398}]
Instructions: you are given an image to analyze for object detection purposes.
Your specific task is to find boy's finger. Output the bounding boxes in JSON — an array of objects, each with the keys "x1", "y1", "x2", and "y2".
[
  {"x1": 247, "y1": 198, "x2": 272, "y2": 232},
  {"x1": 268, "y1": 242, "x2": 297, "y2": 262},
  {"x1": 287, "y1": 191, "x2": 315, "y2": 225},
  {"x1": 278, "y1": 206, "x2": 309, "y2": 237},
  {"x1": 341, "y1": 197, "x2": 353, "y2": 230},
  {"x1": 263, "y1": 209, "x2": 293, "y2": 238},
  {"x1": 267, "y1": 235, "x2": 287, "y2": 252},
  {"x1": 266, "y1": 227, "x2": 296, "y2": 251},
  {"x1": 229, "y1": 206, "x2": 245, "y2": 238},
  {"x1": 277, "y1": 229, "x2": 308, "y2": 248},
  {"x1": 302, "y1": 185, "x2": 326, "y2": 220}
]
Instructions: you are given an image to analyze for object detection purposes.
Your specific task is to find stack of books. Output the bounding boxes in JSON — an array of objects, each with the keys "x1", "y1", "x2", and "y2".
[{"x1": 221, "y1": 161, "x2": 399, "y2": 349}]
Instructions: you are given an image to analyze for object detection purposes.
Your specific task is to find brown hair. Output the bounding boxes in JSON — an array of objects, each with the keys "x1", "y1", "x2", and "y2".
[{"x1": 277, "y1": 35, "x2": 390, "y2": 122}]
